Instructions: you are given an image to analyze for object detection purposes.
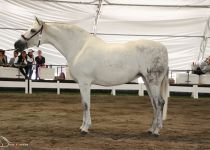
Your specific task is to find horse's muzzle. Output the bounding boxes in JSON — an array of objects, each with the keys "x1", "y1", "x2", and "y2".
[{"x1": 14, "y1": 40, "x2": 27, "y2": 52}]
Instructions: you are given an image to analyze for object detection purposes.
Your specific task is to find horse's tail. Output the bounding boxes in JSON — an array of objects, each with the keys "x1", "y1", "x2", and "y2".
[{"x1": 161, "y1": 67, "x2": 169, "y2": 120}]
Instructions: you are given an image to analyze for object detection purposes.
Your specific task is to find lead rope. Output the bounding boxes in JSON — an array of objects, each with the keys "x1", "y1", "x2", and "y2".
[{"x1": 37, "y1": 24, "x2": 44, "y2": 47}]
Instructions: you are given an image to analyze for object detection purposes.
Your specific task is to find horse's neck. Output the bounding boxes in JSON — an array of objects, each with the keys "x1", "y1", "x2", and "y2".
[{"x1": 43, "y1": 23, "x2": 91, "y2": 63}]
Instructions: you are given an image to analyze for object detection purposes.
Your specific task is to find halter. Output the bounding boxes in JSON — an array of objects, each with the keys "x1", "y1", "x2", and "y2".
[{"x1": 21, "y1": 24, "x2": 44, "y2": 48}]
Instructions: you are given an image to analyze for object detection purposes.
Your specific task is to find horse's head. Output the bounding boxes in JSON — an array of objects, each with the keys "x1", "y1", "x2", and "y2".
[{"x1": 14, "y1": 17, "x2": 44, "y2": 52}]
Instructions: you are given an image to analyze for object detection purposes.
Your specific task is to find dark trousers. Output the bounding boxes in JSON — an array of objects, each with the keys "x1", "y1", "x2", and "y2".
[
  {"x1": 35, "y1": 65, "x2": 40, "y2": 80},
  {"x1": 19, "y1": 66, "x2": 28, "y2": 78},
  {"x1": 28, "y1": 65, "x2": 33, "y2": 79},
  {"x1": 192, "y1": 67, "x2": 204, "y2": 75}
]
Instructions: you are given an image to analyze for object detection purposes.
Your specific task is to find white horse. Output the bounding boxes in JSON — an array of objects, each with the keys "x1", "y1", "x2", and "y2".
[{"x1": 14, "y1": 17, "x2": 169, "y2": 136}]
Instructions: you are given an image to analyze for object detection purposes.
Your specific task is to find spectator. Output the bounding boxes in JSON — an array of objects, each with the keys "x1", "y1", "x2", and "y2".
[
  {"x1": 9, "y1": 50, "x2": 19, "y2": 67},
  {"x1": 192, "y1": 56, "x2": 210, "y2": 75},
  {"x1": 201, "y1": 56, "x2": 210, "y2": 74},
  {"x1": 0, "y1": 49, "x2": 8, "y2": 66},
  {"x1": 191, "y1": 62, "x2": 204, "y2": 75},
  {"x1": 35, "y1": 50, "x2": 45, "y2": 80},
  {"x1": 14, "y1": 51, "x2": 28, "y2": 79},
  {"x1": 27, "y1": 49, "x2": 34, "y2": 79}
]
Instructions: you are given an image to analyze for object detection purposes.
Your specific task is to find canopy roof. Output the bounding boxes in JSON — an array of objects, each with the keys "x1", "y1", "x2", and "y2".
[{"x1": 0, "y1": 0, "x2": 210, "y2": 69}]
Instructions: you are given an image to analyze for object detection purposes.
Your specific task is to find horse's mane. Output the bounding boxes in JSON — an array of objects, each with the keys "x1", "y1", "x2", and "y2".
[
  {"x1": 46, "y1": 21, "x2": 104, "y2": 42},
  {"x1": 46, "y1": 21, "x2": 89, "y2": 33}
]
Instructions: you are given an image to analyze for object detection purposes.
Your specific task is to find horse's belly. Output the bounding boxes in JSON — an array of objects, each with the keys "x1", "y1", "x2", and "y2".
[{"x1": 92, "y1": 67, "x2": 139, "y2": 86}]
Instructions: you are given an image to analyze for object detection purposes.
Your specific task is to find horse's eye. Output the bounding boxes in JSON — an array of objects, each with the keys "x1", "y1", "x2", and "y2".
[{"x1": 30, "y1": 29, "x2": 36, "y2": 33}]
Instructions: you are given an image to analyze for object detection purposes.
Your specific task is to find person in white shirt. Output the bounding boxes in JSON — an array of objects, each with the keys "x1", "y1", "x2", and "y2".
[
  {"x1": 9, "y1": 50, "x2": 19, "y2": 67},
  {"x1": 201, "y1": 56, "x2": 210, "y2": 74},
  {"x1": 27, "y1": 49, "x2": 34, "y2": 79},
  {"x1": 192, "y1": 56, "x2": 210, "y2": 75},
  {"x1": 14, "y1": 50, "x2": 28, "y2": 79}
]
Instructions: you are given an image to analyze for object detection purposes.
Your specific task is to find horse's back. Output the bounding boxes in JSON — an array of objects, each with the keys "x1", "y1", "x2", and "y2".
[
  {"x1": 127, "y1": 39, "x2": 167, "y2": 55},
  {"x1": 119, "y1": 39, "x2": 168, "y2": 77}
]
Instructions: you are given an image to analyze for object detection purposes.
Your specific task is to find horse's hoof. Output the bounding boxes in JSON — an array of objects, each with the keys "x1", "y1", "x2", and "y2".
[
  {"x1": 80, "y1": 130, "x2": 88, "y2": 136},
  {"x1": 153, "y1": 133, "x2": 160, "y2": 137},
  {"x1": 147, "y1": 131, "x2": 153, "y2": 135},
  {"x1": 147, "y1": 131, "x2": 160, "y2": 137}
]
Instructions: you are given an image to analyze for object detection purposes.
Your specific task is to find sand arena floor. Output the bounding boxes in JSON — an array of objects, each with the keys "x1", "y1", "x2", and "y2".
[{"x1": 0, "y1": 93, "x2": 209, "y2": 150}]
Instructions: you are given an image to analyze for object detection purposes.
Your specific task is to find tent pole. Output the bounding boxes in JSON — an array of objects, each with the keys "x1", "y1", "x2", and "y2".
[
  {"x1": 197, "y1": 16, "x2": 210, "y2": 62},
  {"x1": 92, "y1": 0, "x2": 104, "y2": 35}
]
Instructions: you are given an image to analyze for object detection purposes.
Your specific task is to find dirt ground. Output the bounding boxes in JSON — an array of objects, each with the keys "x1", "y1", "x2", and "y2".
[{"x1": 0, "y1": 93, "x2": 209, "y2": 150}]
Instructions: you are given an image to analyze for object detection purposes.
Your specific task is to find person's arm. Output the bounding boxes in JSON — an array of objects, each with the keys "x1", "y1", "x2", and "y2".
[
  {"x1": 200, "y1": 62, "x2": 206, "y2": 70},
  {"x1": 35, "y1": 57, "x2": 38, "y2": 63},
  {"x1": 22, "y1": 57, "x2": 27, "y2": 65},
  {"x1": 32, "y1": 56, "x2": 35, "y2": 64},
  {"x1": 35, "y1": 56, "x2": 39, "y2": 66},
  {"x1": 40, "y1": 57, "x2": 45, "y2": 67},
  {"x1": 43, "y1": 57, "x2": 45, "y2": 65}
]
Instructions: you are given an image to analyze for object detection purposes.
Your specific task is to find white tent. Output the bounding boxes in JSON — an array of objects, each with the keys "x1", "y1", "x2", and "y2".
[{"x1": 0, "y1": 0, "x2": 210, "y2": 69}]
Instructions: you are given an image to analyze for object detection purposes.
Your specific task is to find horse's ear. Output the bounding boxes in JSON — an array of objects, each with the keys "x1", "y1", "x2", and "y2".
[{"x1": 34, "y1": 16, "x2": 43, "y2": 25}]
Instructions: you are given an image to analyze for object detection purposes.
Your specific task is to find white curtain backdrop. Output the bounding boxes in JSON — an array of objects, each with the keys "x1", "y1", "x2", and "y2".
[{"x1": 0, "y1": 0, "x2": 210, "y2": 69}]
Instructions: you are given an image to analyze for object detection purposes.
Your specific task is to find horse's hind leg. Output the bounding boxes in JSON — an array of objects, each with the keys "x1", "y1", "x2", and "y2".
[
  {"x1": 148, "y1": 82, "x2": 164, "y2": 136},
  {"x1": 144, "y1": 70, "x2": 165, "y2": 136},
  {"x1": 142, "y1": 76, "x2": 156, "y2": 134}
]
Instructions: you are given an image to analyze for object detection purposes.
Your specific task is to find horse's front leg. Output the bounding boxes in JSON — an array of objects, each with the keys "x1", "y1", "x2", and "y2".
[{"x1": 78, "y1": 81, "x2": 91, "y2": 134}]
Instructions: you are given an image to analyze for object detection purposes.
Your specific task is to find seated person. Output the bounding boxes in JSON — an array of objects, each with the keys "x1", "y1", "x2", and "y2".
[
  {"x1": 192, "y1": 56, "x2": 210, "y2": 75},
  {"x1": 14, "y1": 51, "x2": 29, "y2": 79},
  {"x1": 27, "y1": 49, "x2": 34, "y2": 79},
  {"x1": 9, "y1": 50, "x2": 19, "y2": 67},
  {"x1": 201, "y1": 56, "x2": 210, "y2": 74},
  {"x1": 35, "y1": 50, "x2": 45, "y2": 80},
  {"x1": 191, "y1": 62, "x2": 204, "y2": 75},
  {"x1": 0, "y1": 49, "x2": 8, "y2": 66}
]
